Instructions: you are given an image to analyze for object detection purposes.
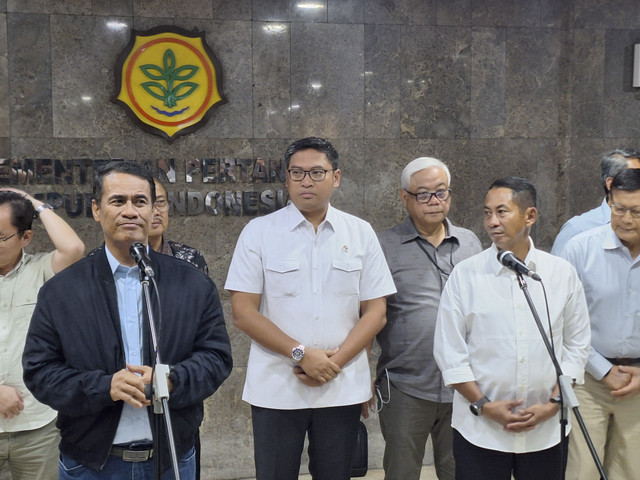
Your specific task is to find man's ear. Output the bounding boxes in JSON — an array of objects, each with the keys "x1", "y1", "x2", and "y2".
[
  {"x1": 525, "y1": 206, "x2": 538, "y2": 226},
  {"x1": 91, "y1": 199, "x2": 101, "y2": 223},
  {"x1": 19, "y1": 229, "x2": 33, "y2": 248}
]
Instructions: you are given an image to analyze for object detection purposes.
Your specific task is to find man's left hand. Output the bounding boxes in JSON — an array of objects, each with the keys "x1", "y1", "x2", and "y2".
[
  {"x1": 504, "y1": 402, "x2": 559, "y2": 432},
  {"x1": 611, "y1": 366, "x2": 640, "y2": 399}
]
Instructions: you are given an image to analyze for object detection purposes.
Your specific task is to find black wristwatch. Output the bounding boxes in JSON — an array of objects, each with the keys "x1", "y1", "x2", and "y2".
[
  {"x1": 469, "y1": 396, "x2": 490, "y2": 416},
  {"x1": 549, "y1": 394, "x2": 562, "y2": 404}
]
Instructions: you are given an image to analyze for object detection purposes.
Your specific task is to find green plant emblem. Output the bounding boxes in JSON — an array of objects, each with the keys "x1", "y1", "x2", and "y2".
[{"x1": 140, "y1": 49, "x2": 199, "y2": 108}]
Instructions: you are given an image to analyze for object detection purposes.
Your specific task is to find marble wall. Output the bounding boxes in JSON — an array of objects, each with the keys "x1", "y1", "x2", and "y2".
[{"x1": 3, "y1": 1, "x2": 640, "y2": 479}]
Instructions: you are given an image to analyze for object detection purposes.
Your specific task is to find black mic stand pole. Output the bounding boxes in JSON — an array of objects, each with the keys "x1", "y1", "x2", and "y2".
[
  {"x1": 138, "y1": 268, "x2": 181, "y2": 480},
  {"x1": 515, "y1": 273, "x2": 606, "y2": 480}
]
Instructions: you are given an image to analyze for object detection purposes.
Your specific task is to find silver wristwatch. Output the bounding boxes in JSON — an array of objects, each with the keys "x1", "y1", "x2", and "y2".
[{"x1": 291, "y1": 344, "x2": 305, "y2": 362}]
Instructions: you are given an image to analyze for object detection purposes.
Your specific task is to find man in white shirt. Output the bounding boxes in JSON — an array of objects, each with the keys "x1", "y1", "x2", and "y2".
[
  {"x1": 560, "y1": 168, "x2": 640, "y2": 480},
  {"x1": 434, "y1": 176, "x2": 590, "y2": 480},
  {"x1": 225, "y1": 137, "x2": 396, "y2": 480},
  {"x1": 551, "y1": 148, "x2": 640, "y2": 255}
]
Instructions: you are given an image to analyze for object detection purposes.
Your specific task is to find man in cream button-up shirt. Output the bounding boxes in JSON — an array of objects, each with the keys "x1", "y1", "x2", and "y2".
[{"x1": 434, "y1": 177, "x2": 590, "y2": 480}]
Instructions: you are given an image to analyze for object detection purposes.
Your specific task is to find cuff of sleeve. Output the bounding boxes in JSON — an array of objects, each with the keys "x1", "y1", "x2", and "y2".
[
  {"x1": 586, "y1": 355, "x2": 612, "y2": 381},
  {"x1": 441, "y1": 365, "x2": 475, "y2": 387}
]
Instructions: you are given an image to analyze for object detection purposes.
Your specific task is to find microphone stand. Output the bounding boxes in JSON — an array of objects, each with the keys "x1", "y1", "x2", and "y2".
[
  {"x1": 138, "y1": 268, "x2": 182, "y2": 480},
  {"x1": 515, "y1": 272, "x2": 607, "y2": 480}
]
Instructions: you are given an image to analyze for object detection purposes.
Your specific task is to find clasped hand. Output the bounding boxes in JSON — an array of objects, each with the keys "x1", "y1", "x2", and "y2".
[
  {"x1": 293, "y1": 348, "x2": 341, "y2": 387},
  {"x1": 605, "y1": 365, "x2": 640, "y2": 399},
  {"x1": 110, "y1": 364, "x2": 153, "y2": 408},
  {"x1": 483, "y1": 399, "x2": 559, "y2": 433}
]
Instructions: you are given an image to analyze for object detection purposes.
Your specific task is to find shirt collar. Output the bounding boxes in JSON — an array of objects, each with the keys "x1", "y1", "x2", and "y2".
[
  {"x1": 104, "y1": 244, "x2": 142, "y2": 275},
  {"x1": 285, "y1": 202, "x2": 336, "y2": 232},
  {"x1": 490, "y1": 237, "x2": 539, "y2": 277},
  {"x1": 399, "y1": 217, "x2": 457, "y2": 245}
]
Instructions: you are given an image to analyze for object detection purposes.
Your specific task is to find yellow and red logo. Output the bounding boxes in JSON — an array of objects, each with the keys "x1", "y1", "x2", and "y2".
[{"x1": 113, "y1": 26, "x2": 225, "y2": 142}]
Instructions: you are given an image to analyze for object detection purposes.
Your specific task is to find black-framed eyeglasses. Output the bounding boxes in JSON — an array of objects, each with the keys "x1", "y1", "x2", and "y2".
[
  {"x1": 0, "y1": 232, "x2": 19, "y2": 244},
  {"x1": 287, "y1": 168, "x2": 334, "y2": 182},
  {"x1": 404, "y1": 188, "x2": 451, "y2": 203},
  {"x1": 610, "y1": 203, "x2": 640, "y2": 219}
]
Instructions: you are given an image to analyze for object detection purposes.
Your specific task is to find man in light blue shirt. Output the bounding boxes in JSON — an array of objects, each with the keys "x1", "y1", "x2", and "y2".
[
  {"x1": 551, "y1": 148, "x2": 640, "y2": 255},
  {"x1": 560, "y1": 168, "x2": 640, "y2": 480}
]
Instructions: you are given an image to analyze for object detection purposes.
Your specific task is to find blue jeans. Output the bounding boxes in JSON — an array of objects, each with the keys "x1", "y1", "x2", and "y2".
[{"x1": 58, "y1": 447, "x2": 196, "y2": 480}]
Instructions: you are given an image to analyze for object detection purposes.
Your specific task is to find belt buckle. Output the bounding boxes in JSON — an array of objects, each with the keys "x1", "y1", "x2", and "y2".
[{"x1": 122, "y1": 449, "x2": 151, "y2": 462}]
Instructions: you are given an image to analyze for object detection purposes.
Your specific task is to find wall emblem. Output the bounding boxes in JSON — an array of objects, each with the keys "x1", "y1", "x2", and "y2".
[{"x1": 113, "y1": 25, "x2": 225, "y2": 142}]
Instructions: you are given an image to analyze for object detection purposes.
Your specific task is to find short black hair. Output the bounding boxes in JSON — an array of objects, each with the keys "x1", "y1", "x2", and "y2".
[
  {"x1": 611, "y1": 168, "x2": 640, "y2": 192},
  {"x1": 0, "y1": 191, "x2": 35, "y2": 236},
  {"x1": 283, "y1": 137, "x2": 339, "y2": 170},
  {"x1": 489, "y1": 176, "x2": 537, "y2": 210},
  {"x1": 93, "y1": 161, "x2": 156, "y2": 204}
]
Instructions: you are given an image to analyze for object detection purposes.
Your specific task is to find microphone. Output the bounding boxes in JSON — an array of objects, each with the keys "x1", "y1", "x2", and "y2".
[
  {"x1": 496, "y1": 250, "x2": 541, "y2": 281},
  {"x1": 130, "y1": 242, "x2": 154, "y2": 278}
]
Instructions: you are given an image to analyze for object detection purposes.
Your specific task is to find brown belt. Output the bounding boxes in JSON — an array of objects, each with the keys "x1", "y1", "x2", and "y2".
[
  {"x1": 110, "y1": 444, "x2": 153, "y2": 462},
  {"x1": 605, "y1": 357, "x2": 640, "y2": 366}
]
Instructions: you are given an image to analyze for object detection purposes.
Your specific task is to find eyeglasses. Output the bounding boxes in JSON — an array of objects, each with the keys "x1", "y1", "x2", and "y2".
[
  {"x1": 0, "y1": 232, "x2": 19, "y2": 244},
  {"x1": 404, "y1": 188, "x2": 451, "y2": 203},
  {"x1": 610, "y1": 203, "x2": 640, "y2": 218},
  {"x1": 287, "y1": 168, "x2": 334, "y2": 182},
  {"x1": 154, "y1": 199, "x2": 169, "y2": 211}
]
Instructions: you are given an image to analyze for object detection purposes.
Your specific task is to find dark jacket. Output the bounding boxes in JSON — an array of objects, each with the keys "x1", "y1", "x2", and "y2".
[{"x1": 22, "y1": 247, "x2": 232, "y2": 470}]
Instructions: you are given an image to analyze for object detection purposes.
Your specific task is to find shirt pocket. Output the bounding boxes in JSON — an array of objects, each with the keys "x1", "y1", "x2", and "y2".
[
  {"x1": 331, "y1": 259, "x2": 362, "y2": 296},
  {"x1": 264, "y1": 259, "x2": 301, "y2": 297},
  {"x1": 11, "y1": 290, "x2": 38, "y2": 331}
]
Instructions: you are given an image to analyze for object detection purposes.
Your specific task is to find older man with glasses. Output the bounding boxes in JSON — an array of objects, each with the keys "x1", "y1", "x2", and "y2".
[
  {"x1": 375, "y1": 157, "x2": 481, "y2": 480},
  {"x1": 560, "y1": 167, "x2": 640, "y2": 480}
]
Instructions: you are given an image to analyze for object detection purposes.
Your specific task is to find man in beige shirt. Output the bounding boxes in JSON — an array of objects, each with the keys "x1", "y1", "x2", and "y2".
[{"x1": 0, "y1": 188, "x2": 84, "y2": 480}]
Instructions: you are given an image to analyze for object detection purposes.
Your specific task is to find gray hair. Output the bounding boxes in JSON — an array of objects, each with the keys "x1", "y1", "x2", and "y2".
[
  {"x1": 600, "y1": 148, "x2": 640, "y2": 194},
  {"x1": 400, "y1": 157, "x2": 451, "y2": 190}
]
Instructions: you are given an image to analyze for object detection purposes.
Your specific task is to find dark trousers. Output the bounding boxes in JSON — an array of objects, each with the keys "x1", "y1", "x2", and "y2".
[
  {"x1": 251, "y1": 404, "x2": 361, "y2": 480},
  {"x1": 453, "y1": 429, "x2": 567, "y2": 480}
]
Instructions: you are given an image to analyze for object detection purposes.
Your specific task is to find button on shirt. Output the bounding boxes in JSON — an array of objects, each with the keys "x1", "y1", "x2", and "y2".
[
  {"x1": 0, "y1": 251, "x2": 56, "y2": 433},
  {"x1": 559, "y1": 224, "x2": 640, "y2": 380},
  {"x1": 225, "y1": 203, "x2": 396, "y2": 409},
  {"x1": 376, "y1": 217, "x2": 482, "y2": 402},
  {"x1": 434, "y1": 242, "x2": 590, "y2": 453},
  {"x1": 105, "y1": 247, "x2": 152, "y2": 444}
]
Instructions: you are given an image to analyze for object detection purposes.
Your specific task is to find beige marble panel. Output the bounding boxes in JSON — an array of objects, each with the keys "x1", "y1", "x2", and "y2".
[
  {"x1": 471, "y1": 28, "x2": 506, "y2": 138},
  {"x1": 364, "y1": 0, "x2": 436, "y2": 25},
  {"x1": 603, "y1": 29, "x2": 640, "y2": 138},
  {"x1": 504, "y1": 28, "x2": 565, "y2": 139},
  {"x1": 472, "y1": 0, "x2": 540, "y2": 27},
  {"x1": 92, "y1": 0, "x2": 133, "y2": 16},
  {"x1": 213, "y1": 0, "x2": 251, "y2": 20},
  {"x1": 571, "y1": 29, "x2": 605, "y2": 138},
  {"x1": 252, "y1": 22, "x2": 291, "y2": 138},
  {"x1": 0, "y1": 14, "x2": 6, "y2": 137},
  {"x1": 290, "y1": 23, "x2": 364, "y2": 138},
  {"x1": 133, "y1": 0, "x2": 212, "y2": 19},
  {"x1": 399, "y1": 26, "x2": 471, "y2": 139},
  {"x1": 51, "y1": 15, "x2": 133, "y2": 138},
  {"x1": 575, "y1": 0, "x2": 640, "y2": 29},
  {"x1": 364, "y1": 24, "x2": 402, "y2": 138},
  {"x1": 8, "y1": 13, "x2": 52, "y2": 138},
  {"x1": 328, "y1": 0, "x2": 363, "y2": 24}
]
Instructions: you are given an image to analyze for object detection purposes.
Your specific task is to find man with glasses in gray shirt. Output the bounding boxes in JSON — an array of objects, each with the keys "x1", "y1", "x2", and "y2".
[{"x1": 375, "y1": 157, "x2": 482, "y2": 480}]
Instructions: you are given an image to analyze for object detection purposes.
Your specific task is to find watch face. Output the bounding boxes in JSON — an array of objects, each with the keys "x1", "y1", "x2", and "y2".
[
  {"x1": 469, "y1": 403, "x2": 480, "y2": 416},
  {"x1": 292, "y1": 347, "x2": 305, "y2": 362}
]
